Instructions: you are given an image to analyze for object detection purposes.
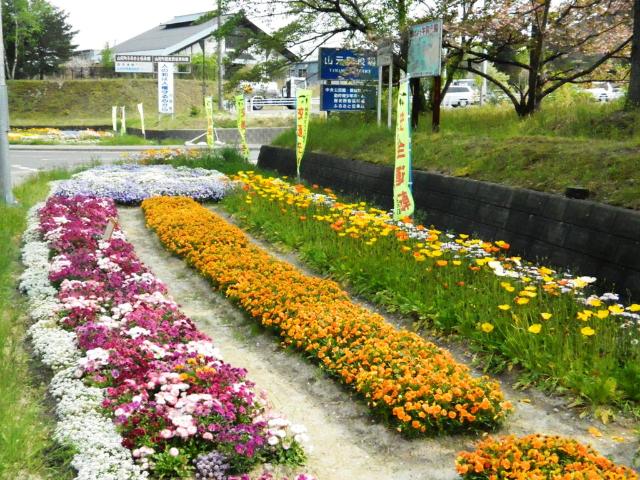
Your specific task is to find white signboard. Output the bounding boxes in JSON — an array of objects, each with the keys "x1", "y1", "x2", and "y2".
[
  {"x1": 157, "y1": 62, "x2": 174, "y2": 114},
  {"x1": 408, "y1": 19, "x2": 443, "y2": 78},
  {"x1": 115, "y1": 61, "x2": 154, "y2": 73}
]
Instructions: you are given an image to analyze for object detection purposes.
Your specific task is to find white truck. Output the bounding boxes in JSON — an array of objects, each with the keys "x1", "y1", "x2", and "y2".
[
  {"x1": 584, "y1": 82, "x2": 624, "y2": 102},
  {"x1": 242, "y1": 77, "x2": 308, "y2": 110},
  {"x1": 442, "y1": 85, "x2": 478, "y2": 108}
]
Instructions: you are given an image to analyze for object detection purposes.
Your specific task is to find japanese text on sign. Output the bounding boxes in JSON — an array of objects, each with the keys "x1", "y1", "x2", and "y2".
[
  {"x1": 320, "y1": 85, "x2": 376, "y2": 111},
  {"x1": 393, "y1": 82, "x2": 415, "y2": 219},
  {"x1": 295, "y1": 89, "x2": 312, "y2": 179},
  {"x1": 318, "y1": 48, "x2": 378, "y2": 81},
  {"x1": 235, "y1": 95, "x2": 250, "y2": 160},
  {"x1": 157, "y1": 62, "x2": 174, "y2": 114},
  {"x1": 407, "y1": 19, "x2": 443, "y2": 78}
]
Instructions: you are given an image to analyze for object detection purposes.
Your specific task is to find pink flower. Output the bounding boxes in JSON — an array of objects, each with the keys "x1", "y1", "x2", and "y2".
[{"x1": 169, "y1": 447, "x2": 179, "y2": 457}]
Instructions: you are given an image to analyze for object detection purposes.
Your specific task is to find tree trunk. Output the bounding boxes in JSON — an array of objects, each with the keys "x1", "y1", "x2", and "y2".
[
  {"x1": 525, "y1": 0, "x2": 551, "y2": 114},
  {"x1": 410, "y1": 77, "x2": 425, "y2": 129},
  {"x1": 626, "y1": 0, "x2": 640, "y2": 109}
]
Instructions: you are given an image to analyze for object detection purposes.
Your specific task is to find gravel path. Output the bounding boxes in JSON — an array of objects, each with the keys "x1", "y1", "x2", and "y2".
[{"x1": 117, "y1": 206, "x2": 639, "y2": 480}]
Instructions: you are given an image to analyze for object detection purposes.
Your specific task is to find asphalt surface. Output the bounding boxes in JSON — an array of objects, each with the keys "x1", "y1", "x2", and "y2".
[{"x1": 8, "y1": 145, "x2": 260, "y2": 186}]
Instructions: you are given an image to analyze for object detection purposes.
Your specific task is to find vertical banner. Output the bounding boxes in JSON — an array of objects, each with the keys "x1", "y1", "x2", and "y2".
[
  {"x1": 137, "y1": 103, "x2": 145, "y2": 138},
  {"x1": 234, "y1": 95, "x2": 250, "y2": 160},
  {"x1": 295, "y1": 89, "x2": 312, "y2": 180},
  {"x1": 204, "y1": 96, "x2": 214, "y2": 148},
  {"x1": 157, "y1": 62, "x2": 174, "y2": 114},
  {"x1": 120, "y1": 106, "x2": 127, "y2": 136},
  {"x1": 393, "y1": 81, "x2": 415, "y2": 220},
  {"x1": 112, "y1": 106, "x2": 118, "y2": 132}
]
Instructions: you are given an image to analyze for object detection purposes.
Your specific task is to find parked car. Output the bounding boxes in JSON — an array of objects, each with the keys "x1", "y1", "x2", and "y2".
[
  {"x1": 442, "y1": 85, "x2": 477, "y2": 107},
  {"x1": 584, "y1": 82, "x2": 625, "y2": 102}
]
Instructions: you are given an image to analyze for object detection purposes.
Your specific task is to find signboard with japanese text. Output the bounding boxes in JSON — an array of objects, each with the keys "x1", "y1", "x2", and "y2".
[
  {"x1": 157, "y1": 62, "x2": 174, "y2": 114},
  {"x1": 407, "y1": 20, "x2": 443, "y2": 78},
  {"x1": 295, "y1": 89, "x2": 312, "y2": 179},
  {"x1": 154, "y1": 55, "x2": 191, "y2": 63},
  {"x1": 115, "y1": 61, "x2": 154, "y2": 73},
  {"x1": 320, "y1": 85, "x2": 376, "y2": 111},
  {"x1": 205, "y1": 97, "x2": 214, "y2": 147},
  {"x1": 393, "y1": 82, "x2": 415, "y2": 220},
  {"x1": 115, "y1": 54, "x2": 152, "y2": 62},
  {"x1": 318, "y1": 48, "x2": 378, "y2": 81},
  {"x1": 235, "y1": 95, "x2": 250, "y2": 160}
]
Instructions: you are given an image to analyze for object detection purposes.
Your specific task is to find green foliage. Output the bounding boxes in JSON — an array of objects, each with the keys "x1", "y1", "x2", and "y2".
[
  {"x1": 99, "y1": 43, "x2": 114, "y2": 69},
  {"x1": 272, "y1": 101, "x2": 640, "y2": 209},
  {"x1": 0, "y1": 169, "x2": 76, "y2": 479},
  {"x1": 2, "y1": 0, "x2": 76, "y2": 79}
]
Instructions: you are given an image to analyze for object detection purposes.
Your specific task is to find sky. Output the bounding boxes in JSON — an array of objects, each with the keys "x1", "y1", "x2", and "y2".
[{"x1": 48, "y1": 0, "x2": 220, "y2": 50}]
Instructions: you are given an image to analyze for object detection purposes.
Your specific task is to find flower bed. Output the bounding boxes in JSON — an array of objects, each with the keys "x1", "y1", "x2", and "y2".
[
  {"x1": 22, "y1": 195, "x2": 309, "y2": 479},
  {"x1": 53, "y1": 165, "x2": 229, "y2": 204},
  {"x1": 9, "y1": 127, "x2": 113, "y2": 144},
  {"x1": 222, "y1": 172, "x2": 640, "y2": 406},
  {"x1": 456, "y1": 434, "x2": 638, "y2": 479},
  {"x1": 142, "y1": 196, "x2": 512, "y2": 435}
]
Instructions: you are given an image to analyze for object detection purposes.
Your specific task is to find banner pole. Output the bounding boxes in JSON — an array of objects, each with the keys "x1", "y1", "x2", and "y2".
[
  {"x1": 377, "y1": 65, "x2": 382, "y2": 126},
  {"x1": 387, "y1": 62, "x2": 393, "y2": 129}
]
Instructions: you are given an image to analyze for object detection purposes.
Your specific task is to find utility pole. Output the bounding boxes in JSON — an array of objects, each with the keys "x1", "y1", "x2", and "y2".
[
  {"x1": 0, "y1": 1, "x2": 15, "y2": 204},
  {"x1": 216, "y1": 0, "x2": 224, "y2": 111}
]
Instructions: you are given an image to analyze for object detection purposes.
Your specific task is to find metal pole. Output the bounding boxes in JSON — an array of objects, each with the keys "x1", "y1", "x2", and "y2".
[
  {"x1": 387, "y1": 62, "x2": 393, "y2": 129},
  {"x1": 216, "y1": 0, "x2": 224, "y2": 111},
  {"x1": 0, "y1": 1, "x2": 14, "y2": 204},
  {"x1": 200, "y1": 39, "x2": 206, "y2": 106},
  {"x1": 432, "y1": 75, "x2": 442, "y2": 132},
  {"x1": 480, "y1": 57, "x2": 488, "y2": 106},
  {"x1": 377, "y1": 63, "x2": 382, "y2": 126}
]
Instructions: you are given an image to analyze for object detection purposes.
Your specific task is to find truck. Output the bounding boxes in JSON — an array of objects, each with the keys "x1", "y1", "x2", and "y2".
[{"x1": 241, "y1": 77, "x2": 308, "y2": 110}]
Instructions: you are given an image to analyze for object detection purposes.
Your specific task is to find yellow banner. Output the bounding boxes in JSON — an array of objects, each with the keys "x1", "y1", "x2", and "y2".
[
  {"x1": 205, "y1": 96, "x2": 214, "y2": 147},
  {"x1": 295, "y1": 89, "x2": 312, "y2": 179},
  {"x1": 393, "y1": 81, "x2": 415, "y2": 220},
  {"x1": 235, "y1": 95, "x2": 250, "y2": 160}
]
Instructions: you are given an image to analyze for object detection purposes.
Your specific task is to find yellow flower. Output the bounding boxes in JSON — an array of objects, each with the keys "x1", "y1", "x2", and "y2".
[
  {"x1": 596, "y1": 309, "x2": 610, "y2": 319},
  {"x1": 452, "y1": 260, "x2": 462, "y2": 266},
  {"x1": 629, "y1": 304, "x2": 640, "y2": 312},
  {"x1": 586, "y1": 297, "x2": 602, "y2": 307},
  {"x1": 515, "y1": 297, "x2": 530, "y2": 305},
  {"x1": 498, "y1": 305, "x2": 511, "y2": 311},
  {"x1": 528, "y1": 324, "x2": 542, "y2": 334},
  {"x1": 540, "y1": 312, "x2": 552, "y2": 320},
  {"x1": 580, "y1": 326, "x2": 596, "y2": 336},
  {"x1": 435, "y1": 260, "x2": 448, "y2": 267},
  {"x1": 459, "y1": 234, "x2": 469, "y2": 239},
  {"x1": 577, "y1": 310, "x2": 593, "y2": 321},
  {"x1": 608, "y1": 305, "x2": 624, "y2": 315},
  {"x1": 481, "y1": 322, "x2": 494, "y2": 333}
]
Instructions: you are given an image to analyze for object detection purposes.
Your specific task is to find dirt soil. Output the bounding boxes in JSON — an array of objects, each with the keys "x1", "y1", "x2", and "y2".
[{"x1": 117, "y1": 206, "x2": 639, "y2": 480}]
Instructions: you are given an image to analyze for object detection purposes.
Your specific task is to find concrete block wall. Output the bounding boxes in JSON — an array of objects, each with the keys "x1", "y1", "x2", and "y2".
[{"x1": 258, "y1": 145, "x2": 640, "y2": 300}]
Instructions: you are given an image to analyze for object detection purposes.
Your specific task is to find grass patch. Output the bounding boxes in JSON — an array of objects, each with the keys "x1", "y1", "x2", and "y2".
[
  {"x1": 273, "y1": 101, "x2": 640, "y2": 209},
  {"x1": 98, "y1": 134, "x2": 186, "y2": 146},
  {"x1": 0, "y1": 169, "x2": 76, "y2": 479},
  {"x1": 148, "y1": 147, "x2": 256, "y2": 176}
]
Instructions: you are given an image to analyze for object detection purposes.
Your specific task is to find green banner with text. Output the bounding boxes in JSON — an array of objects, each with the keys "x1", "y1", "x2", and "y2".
[
  {"x1": 295, "y1": 89, "x2": 312, "y2": 179},
  {"x1": 235, "y1": 95, "x2": 250, "y2": 160},
  {"x1": 393, "y1": 81, "x2": 415, "y2": 220},
  {"x1": 205, "y1": 96, "x2": 214, "y2": 147}
]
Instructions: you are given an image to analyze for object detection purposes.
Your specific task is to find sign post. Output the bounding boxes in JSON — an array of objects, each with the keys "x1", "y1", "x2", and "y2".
[
  {"x1": 407, "y1": 19, "x2": 443, "y2": 132},
  {"x1": 112, "y1": 106, "x2": 118, "y2": 132},
  {"x1": 377, "y1": 42, "x2": 393, "y2": 127},
  {"x1": 295, "y1": 89, "x2": 312, "y2": 182},
  {"x1": 120, "y1": 106, "x2": 126, "y2": 135},
  {"x1": 204, "y1": 96, "x2": 214, "y2": 148},
  {"x1": 393, "y1": 80, "x2": 415, "y2": 220},
  {"x1": 137, "y1": 103, "x2": 146, "y2": 138}
]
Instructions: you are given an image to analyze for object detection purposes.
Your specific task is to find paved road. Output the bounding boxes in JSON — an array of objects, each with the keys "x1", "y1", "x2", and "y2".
[{"x1": 9, "y1": 145, "x2": 260, "y2": 186}]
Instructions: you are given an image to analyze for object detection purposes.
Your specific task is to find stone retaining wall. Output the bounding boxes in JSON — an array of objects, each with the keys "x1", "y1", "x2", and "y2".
[{"x1": 258, "y1": 145, "x2": 640, "y2": 300}]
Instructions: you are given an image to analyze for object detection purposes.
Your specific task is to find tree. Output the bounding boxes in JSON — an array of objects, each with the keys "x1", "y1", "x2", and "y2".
[
  {"x1": 2, "y1": 0, "x2": 75, "y2": 79},
  {"x1": 447, "y1": 0, "x2": 632, "y2": 116},
  {"x1": 100, "y1": 42, "x2": 114, "y2": 69},
  {"x1": 626, "y1": 0, "x2": 640, "y2": 108}
]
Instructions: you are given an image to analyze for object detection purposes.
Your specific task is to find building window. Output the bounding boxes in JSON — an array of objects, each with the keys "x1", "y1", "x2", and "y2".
[{"x1": 297, "y1": 68, "x2": 307, "y2": 78}]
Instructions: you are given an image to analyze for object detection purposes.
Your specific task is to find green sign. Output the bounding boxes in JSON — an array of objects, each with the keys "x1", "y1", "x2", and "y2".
[{"x1": 408, "y1": 20, "x2": 443, "y2": 78}]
